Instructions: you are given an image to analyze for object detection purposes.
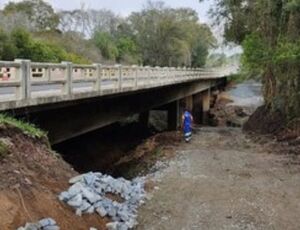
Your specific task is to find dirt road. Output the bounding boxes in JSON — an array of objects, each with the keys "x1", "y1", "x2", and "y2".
[{"x1": 137, "y1": 127, "x2": 300, "y2": 230}]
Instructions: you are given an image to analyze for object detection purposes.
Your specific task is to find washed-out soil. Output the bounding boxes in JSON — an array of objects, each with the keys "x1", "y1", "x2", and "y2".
[
  {"x1": 210, "y1": 86, "x2": 300, "y2": 155},
  {"x1": 243, "y1": 105, "x2": 286, "y2": 134},
  {"x1": 0, "y1": 125, "x2": 108, "y2": 230},
  {"x1": 244, "y1": 105, "x2": 300, "y2": 155},
  {"x1": 209, "y1": 88, "x2": 256, "y2": 128},
  {"x1": 109, "y1": 131, "x2": 182, "y2": 179}
]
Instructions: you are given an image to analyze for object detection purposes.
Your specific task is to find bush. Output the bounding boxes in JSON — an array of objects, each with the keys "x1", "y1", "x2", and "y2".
[{"x1": 0, "y1": 28, "x2": 91, "y2": 64}]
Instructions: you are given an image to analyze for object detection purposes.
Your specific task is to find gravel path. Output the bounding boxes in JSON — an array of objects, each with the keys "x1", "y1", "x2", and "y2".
[{"x1": 137, "y1": 127, "x2": 300, "y2": 230}]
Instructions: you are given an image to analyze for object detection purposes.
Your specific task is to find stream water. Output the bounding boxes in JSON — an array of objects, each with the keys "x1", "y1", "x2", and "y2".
[{"x1": 228, "y1": 80, "x2": 264, "y2": 108}]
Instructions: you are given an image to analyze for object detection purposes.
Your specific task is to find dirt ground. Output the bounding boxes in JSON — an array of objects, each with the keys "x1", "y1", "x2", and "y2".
[
  {"x1": 0, "y1": 125, "x2": 108, "y2": 230},
  {"x1": 137, "y1": 127, "x2": 300, "y2": 230}
]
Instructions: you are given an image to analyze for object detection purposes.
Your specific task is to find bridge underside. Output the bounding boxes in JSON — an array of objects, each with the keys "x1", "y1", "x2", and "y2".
[{"x1": 5, "y1": 78, "x2": 226, "y2": 144}]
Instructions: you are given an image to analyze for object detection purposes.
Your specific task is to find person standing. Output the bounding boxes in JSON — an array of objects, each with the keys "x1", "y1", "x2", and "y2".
[{"x1": 182, "y1": 109, "x2": 193, "y2": 142}]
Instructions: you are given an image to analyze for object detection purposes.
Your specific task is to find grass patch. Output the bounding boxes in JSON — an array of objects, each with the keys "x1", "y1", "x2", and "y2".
[
  {"x1": 0, "y1": 114, "x2": 47, "y2": 139},
  {"x1": 0, "y1": 140, "x2": 9, "y2": 159}
]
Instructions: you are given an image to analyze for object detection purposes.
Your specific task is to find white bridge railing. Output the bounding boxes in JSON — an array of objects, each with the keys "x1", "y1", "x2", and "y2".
[{"x1": 0, "y1": 59, "x2": 235, "y2": 108}]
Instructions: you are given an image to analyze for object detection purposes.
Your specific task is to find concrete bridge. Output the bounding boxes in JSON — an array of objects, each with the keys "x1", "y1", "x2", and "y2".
[{"x1": 0, "y1": 59, "x2": 236, "y2": 144}]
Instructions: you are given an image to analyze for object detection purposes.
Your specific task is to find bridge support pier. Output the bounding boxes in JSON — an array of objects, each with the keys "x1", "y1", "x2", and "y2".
[
  {"x1": 202, "y1": 89, "x2": 211, "y2": 125},
  {"x1": 192, "y1": 93, "x2": 203, "y2": 124},
  {"x1": 139, "y1": 111, "x2": 149, "y2": 127},
  {"x1": 167, "y1": 100, "x2": 180, "y2": 130}
]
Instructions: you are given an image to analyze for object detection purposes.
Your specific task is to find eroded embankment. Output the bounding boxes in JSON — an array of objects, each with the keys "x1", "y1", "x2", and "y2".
[
  {"x1": 0, "y1": 116, "x2": 181, "y2": 230},
  {"x1": 0, "y1": 123, "x2": 108, "y2": 229}
]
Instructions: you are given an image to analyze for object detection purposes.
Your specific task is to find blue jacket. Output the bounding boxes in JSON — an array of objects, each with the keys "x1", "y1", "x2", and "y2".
[{"x1": 183, "y1": 111, "x2": 192, "y2": 133}]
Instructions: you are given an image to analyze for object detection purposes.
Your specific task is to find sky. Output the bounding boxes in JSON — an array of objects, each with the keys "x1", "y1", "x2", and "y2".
[{"x1": 0, "y1": 0, "x2": 213, "y2": 23}]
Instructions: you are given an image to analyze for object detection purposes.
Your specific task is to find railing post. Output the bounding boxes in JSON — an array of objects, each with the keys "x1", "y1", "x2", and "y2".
[
  {"x1": 15, "y1": 59, "x2": 31, "y2": 100},
  {"x1": 93, "y1": 63, "x2": 102, "y2": 93},
  {"x1": 62, "y1": 61, "x2": 73, "y2": 96},
  {"x1": 154, "y1": 66, "x2": 159, "y2": 84},
  {"x1": 132, "y1": 65, "x2": 138, "y2": 89},
  {"x1": 146, "y1": 66, "x2": 151, "y2": 85},
  {"x1": 118, "y1": 64, "x2": 122, "y2": 91}
]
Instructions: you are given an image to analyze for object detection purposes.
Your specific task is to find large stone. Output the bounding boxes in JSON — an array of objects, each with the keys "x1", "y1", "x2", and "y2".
[
  {"x1": 69, "y1": 174, "x2": 85, "y2": 184},
  {"x1": 59, "y1": 172, "x2": 146, "y2": 230},
  {"x1": 68, "y1": 183, "x2": 83, "y2": 197},
  {"x1": 106, "y1": 222, "x2": 118, "y2": 230},
  {"x1": 81, "y1": 187, "x2": 101, "y2": 203},
  {"x1": 96, "y1": 206, "x2": 107, "y2": 217},
  {"x1": 24, "y1": 223, "x2": 40, "y2": 230},
  {"x1": 84, "y1": 173, "x2": 98, "y2": 186},
  {"x1": 38, "y1": 218, "x2": 57, "y2": 227},
  {"x1": 67, "y1": 193, "x2": 83, "y2": 208},
  {"x1": 43, "y1": 226, "x2": 60, "y2": 230}
]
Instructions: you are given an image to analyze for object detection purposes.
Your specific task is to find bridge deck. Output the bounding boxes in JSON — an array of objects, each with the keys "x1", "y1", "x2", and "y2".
[{"x1": 0, "y1": 60, "x2": 236, "y2": 111}]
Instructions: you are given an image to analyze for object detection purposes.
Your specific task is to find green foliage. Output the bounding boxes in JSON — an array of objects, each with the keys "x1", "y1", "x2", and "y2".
[
  {"x1": 274, "y1": 39, "x2": 300, "y2": 64},
  {"x1": 128, "y1": 4, "x2": 215, "y2": 67},
  {"x1": 0, "y1": 114, "x2": 46, "y2": 139},
  {"x1": 116, "y1": 36, "x2": 140, "y2": 63},
  {"x1": 229, "y1": 73, "x2": 248, "y2": 83},
  {"x1": 241, "y1": 33, "x2": 270, "y2": 71},
  {"x1": 0, "y1": 28, "x2": 90, "y2": 63},
  {"x1": 0, "y1": 29, "x2": 17, "y2": 60},
  {"x1": 192, "y1": 41, "x2": 209, "y2": 67},
  {"x1": 0, "y1": 0, "x2": 215, "y2": 67},
  {"x1": 93, "y1": 32, "x2": 119, "y2": 60},
  {"x1": 210, "y1": 0, "x2": 300, "y2": 120},
  {"x1": 65, "y1": 53, "x2": 91, "y2": 64}
]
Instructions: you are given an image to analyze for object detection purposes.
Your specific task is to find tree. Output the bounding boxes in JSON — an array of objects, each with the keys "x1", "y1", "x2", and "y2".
[
  {"x1": 58, "y1": 8, "x2": 122, "y2": 38},
  {"x1": 0, "y1": 29, "x2": 17, "y2": 60},
  {"x1": 116, "y1": 36, "x2": 140, "y2": 63},
  {"x1": 129, "y1": 2, "x2": 215, "y2": 67},
  {"x1": 93, "y1": 31, "x2": 119, "y2": 60},
  {"x1": 207, "y1": 0, "x2": 300, "y2": 119},
  {"x1": 3, "y1": 0, "x2": 59, "y2": 31}
]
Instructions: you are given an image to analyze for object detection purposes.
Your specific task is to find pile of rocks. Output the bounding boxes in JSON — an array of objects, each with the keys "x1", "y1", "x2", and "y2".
[
  {"x1": 59, "y1": 172, "x2": 146, "y2": 230},
  {"x1": 17, "y1": 218, "x2": 59, "y2": 230}
]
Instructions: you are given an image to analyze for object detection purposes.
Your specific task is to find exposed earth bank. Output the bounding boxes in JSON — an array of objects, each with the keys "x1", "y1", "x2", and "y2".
[{"x1": 0, "y1": 125, "x2": 108, "y2": 229}]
